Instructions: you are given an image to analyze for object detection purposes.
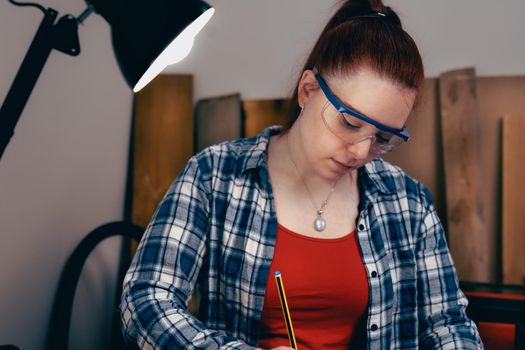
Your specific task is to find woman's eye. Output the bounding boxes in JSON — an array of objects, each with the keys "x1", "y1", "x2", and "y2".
[
  {"x1": 375, "y1": 133, "x2": 391, "y2": 144},
  {"x1": 340, "y1": 114, "x2": 360, "y2": 129}
]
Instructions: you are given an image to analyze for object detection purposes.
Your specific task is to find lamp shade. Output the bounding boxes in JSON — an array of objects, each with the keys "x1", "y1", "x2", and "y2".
[{"x1": 87, "y1": 0, "x2": 214, "y2": 92}]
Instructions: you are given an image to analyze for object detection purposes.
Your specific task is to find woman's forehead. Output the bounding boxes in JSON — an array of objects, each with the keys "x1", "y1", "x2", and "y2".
[
  {"x1": 328, "y1": 68, "x2": 415, "y2": 103},
  {"x1": 325, "y1": 69, "x2": 416, "y2": 127}
]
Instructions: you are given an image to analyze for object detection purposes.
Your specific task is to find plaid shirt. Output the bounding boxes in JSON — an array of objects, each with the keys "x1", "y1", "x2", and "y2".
[{"x1": 120, "y1": 126, "x2": 483, "y2": 350}]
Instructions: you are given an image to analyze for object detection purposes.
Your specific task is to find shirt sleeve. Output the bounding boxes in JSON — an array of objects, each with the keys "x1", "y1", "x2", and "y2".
[
  {"x1": 415, "y1": 186, "x2": 484, "y2": 350},
  {"x1": 119, "y1": 155, "x2": 259, "y2": 350}
]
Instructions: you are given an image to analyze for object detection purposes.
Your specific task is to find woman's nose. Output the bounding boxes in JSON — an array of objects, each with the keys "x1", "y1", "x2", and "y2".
[{"x1": 347, "y1": 137, "x2": 373, "y2": 159}]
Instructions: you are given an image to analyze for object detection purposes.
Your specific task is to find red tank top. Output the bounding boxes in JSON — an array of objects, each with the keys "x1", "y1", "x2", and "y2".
[{"x1": 258, "y1": 224, "x2": 369, "y2": 350}]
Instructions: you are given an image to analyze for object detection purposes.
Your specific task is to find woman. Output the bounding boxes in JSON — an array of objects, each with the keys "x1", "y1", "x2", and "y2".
[{"x1": 120, "y1": 1, "x2": 483, "y2": 349}]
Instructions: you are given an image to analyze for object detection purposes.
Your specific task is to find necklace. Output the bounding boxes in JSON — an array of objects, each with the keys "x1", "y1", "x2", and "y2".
[{"x1": 286, "y1": 134, "x2": 340, "y2": 232}]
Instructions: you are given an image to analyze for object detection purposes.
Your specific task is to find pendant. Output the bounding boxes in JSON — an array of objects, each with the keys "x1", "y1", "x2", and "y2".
[{"x1": 314, "y1": 215, "x2": 326, "y2": 232}]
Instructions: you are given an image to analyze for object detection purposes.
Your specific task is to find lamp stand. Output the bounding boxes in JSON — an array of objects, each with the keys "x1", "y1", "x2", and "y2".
[{"x1": 0, "y1": 4, "x2": 86, "y2": 161}]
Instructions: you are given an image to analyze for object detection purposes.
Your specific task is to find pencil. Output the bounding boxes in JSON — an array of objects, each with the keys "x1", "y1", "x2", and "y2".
[{"x1": 274, "y1": 271, "x2": 298, "y2": 349}]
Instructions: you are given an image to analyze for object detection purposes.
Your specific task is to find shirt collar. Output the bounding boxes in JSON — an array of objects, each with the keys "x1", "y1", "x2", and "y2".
[
  {"x1": 359, "y1": 158, "x2": 398, "y2": 197},
  {"x1": 241, "y1": 125, "x2": 282, "y2": 173}
]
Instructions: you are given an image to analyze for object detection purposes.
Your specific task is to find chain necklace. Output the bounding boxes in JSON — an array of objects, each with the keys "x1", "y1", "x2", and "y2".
[{"x1": 286, "y1": 134, "x2": 340, "y2": 232}]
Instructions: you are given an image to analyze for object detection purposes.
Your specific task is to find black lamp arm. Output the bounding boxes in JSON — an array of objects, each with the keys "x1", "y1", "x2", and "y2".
[
  {"x1": 77, "y1": 4, "x2": 95, "y2": 24},
  {"x1": 0, "y1": 4, "x2": 84, "y2": 161},
  {"x1": 7, "y1": 0, "x2": 46, "y2": 13}
]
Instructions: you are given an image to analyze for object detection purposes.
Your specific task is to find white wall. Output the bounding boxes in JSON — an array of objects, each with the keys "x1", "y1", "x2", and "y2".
[
  {"x1": 0, "y1": 1, "x2": 524, "y2": 349},
  {"x1": 0, "y1": 1, "x2": 132, "y2": 349},
  {"x1": 170, "y1": 0, "x2": 525, "y2": 100}
]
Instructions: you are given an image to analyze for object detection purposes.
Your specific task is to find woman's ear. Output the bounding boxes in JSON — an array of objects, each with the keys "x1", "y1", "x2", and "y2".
[{"x1": 297, "y1": 70, "x2": 319, "y2": 109}]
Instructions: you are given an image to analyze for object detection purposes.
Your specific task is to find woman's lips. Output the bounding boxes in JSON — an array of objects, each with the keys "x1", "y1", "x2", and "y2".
[{"x1": 331, "y1": 158, "x2": 353, "y2": 171}]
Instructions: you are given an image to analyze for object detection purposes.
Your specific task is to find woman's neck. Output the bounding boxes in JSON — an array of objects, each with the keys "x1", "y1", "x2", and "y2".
[{"x1": 269, "y1": 129, "x2": 356, "y2": 197}]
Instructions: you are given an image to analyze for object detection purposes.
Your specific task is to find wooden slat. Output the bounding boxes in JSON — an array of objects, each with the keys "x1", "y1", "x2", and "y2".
[
  {"x1": 194, "y1": 93, "x2": 242, "y2": 152},
  {"x1": 502, "y1": 115, "x2": 525, "y2": 284},
  {"x1": 439, "y1": 67, "x2": 491, "y2": 282},
  {"x1": 476, "y1": 76, "x2": 525, "y2": 282},
  {"x1": 243, "y1": 99, "x2": 290, "y2": 137},
  {"x1": 132, "y1": 74, "x2": 193, "y2": 229}
]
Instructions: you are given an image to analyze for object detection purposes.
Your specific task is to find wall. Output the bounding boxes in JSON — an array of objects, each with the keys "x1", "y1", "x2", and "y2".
[
  {"x1": 0, "y1": 1, "x2": 132, "y2": 349},
  {"x1": 170, "y1": 0, "x2": 525, "y2": 100},
  {"x1": 0, "y1": 0, "x2": 524, "y2": 349}
]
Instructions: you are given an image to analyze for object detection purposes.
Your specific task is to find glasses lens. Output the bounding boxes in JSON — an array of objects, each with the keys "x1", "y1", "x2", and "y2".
[
  {"x1": 321, "y1": 102, "x2": 361, "y2": 142},
  {"x1": 321, "y1": 101, "x2": 404, "y2": 154},
  {"x1": 370, "y1": 131, "x2": 404, "y2": 154}
]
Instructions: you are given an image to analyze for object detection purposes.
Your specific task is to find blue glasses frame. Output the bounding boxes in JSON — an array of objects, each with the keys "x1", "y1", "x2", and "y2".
[{"x1": 313, "y1": 69, "x2": 410, "y2": 142}]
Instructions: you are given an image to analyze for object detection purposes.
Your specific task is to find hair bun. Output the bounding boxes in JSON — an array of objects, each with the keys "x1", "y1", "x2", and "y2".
[
  {"x1": 380, "y1": 6, "x2": 402, "y2": 27},
  {"x1": 282, "y1": 0, "x2": 423, "y2": 131},
  {"x1": 333, "y1": 1, "x2": 402, "y2": 28},
  {"x1": 344, "y1": 0, "x2": 383, "y2": 11}
]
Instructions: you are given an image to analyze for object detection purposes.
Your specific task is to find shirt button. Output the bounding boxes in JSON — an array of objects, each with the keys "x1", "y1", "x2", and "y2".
[
  {"x1": 371, "y1": 324, "x2": 378, "y2": 331},
  {"x1": 371, "y1": 271, "x2": 378, "y2": 278},
  {"x1": 358, "y1": 223, "x2": 365, "y2": 230}
]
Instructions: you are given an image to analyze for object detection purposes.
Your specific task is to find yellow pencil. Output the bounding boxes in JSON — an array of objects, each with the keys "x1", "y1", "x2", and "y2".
[{"x1": 274, "y1": 271, "x2": 298, "y2": 349}]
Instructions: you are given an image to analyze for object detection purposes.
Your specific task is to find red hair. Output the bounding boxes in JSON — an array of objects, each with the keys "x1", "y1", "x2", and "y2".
[{"x1": 283, "y1": 0, "x2": 424, "y2": 131}]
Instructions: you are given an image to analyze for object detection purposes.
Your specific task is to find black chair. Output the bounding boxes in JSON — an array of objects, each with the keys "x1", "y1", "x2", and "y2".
[
  {"x1": 461, "y1": 281, "x2": 525, "y2": 350},
  {"x1": 45, "y1": 221, "x2": 143, "y2": 350}
]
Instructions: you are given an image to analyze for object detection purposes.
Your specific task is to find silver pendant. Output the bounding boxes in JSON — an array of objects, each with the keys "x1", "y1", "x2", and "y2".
[{"x1": 314, "y1": 215, "x2": 326, "y2": 232}]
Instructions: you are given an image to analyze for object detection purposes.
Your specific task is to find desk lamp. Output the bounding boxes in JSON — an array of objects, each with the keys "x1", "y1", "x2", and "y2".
[{"x1": 0, "y1": 0, "x2": 215, "y2": 160}]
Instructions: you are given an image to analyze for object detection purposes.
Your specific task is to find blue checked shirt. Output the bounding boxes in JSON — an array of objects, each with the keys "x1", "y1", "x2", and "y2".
[{"x1": 120, "y1": 126, "x2": 483, "y2": 349}]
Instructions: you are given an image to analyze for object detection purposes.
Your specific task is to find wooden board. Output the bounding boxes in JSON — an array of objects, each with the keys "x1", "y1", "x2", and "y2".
[
  {"x1": 502, "y1": 115, "x2": 525, "y2": 284},
  {"x1": 243, "y1": 99, "x2": 290, "y2": 137},
  {"x1": 132, "y1": 74, "x2": 193, "y2": 229},
  {"x1": 194, "y1": 93, "x2": 242, "y2": 152},
  {"x1": 476, "y1": 76, "x2": 525, "y2": 282},
  {"x1": 439, "y1": 67, "x2": 491, "y2": 282}
]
